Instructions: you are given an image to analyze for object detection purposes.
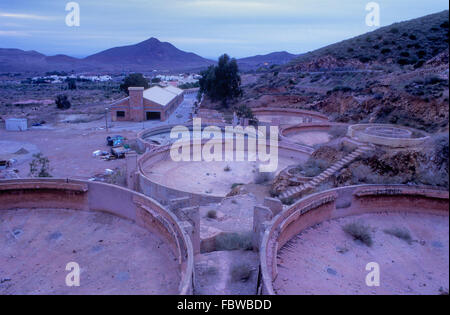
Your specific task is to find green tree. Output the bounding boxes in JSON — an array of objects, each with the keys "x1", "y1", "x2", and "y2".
[
  {"x1": 120, "y1": 73, "x2": 149, "y2": 95},
  {"x1": 199, "y1": 54, "x2": 242, "y2": 108}
]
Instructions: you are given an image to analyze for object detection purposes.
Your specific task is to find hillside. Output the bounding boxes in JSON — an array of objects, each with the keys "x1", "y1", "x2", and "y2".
[
  {"x1": 237, "y1": 51, "x2": 297, "y2": 72},
  {"x1": 242, "y1": 11, "x2": 449, "y2": 133},
  {"x1": 287, "y1": 10, "x2": 449, "y2": 71}
]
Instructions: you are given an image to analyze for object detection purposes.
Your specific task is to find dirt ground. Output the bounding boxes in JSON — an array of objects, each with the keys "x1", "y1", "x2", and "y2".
[
  {"x1": 274, "y1": 212, "x2": 449, "y2": 295},
  {"x1": 284, "y1": 130, "x2": 331, "y2": 147},
  {"x1": 0, "y1": 208, "x2": 180, "y2": 294},
  {"x1": 142, "y1": 151, "x2": 305, "y2": 197},
  {"x1": 0, "y1": 127, "x2": 134, "y2": 180}
]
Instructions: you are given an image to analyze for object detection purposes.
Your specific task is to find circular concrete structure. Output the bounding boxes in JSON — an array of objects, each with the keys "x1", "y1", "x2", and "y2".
[
  {"x1": 259, "y1": 185, "x2": 449, "y2": 295},
  {"x1": 0, "y1": 179, "x2": 194, "y2": 295},
  {"x1": 137, "y1": 124, "x2": 264, "y2": 151},
  {"x1": 252, "y1": 108, "x2": 329, "y2": 126},
  {"x1": 280, "y1": 123, "x2": 348, "y2": 148},
  {"x1": 347, "y1": 124, "x2": 429, "y2": 148},
  {"x1": 138, "y1": 141, "x2": 311, "y2": 205}
]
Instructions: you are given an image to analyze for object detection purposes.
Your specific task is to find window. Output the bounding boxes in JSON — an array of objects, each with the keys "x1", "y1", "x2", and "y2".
[
  {"x1": 116, "y1": 111, "x2": 125, "y2": 118},
  {"x1": 146, "y1": 112, "x2": 161, "y2": 121}
]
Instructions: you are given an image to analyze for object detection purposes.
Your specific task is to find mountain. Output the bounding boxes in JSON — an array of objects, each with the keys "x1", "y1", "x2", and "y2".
[
  {"x1": 237, "y1": 51, "x2": 297, "y2": 71},
  {"x1": 84, "y1": 37, "x2": 214, "y2": 72},
  {"x1": 0, "y1": 37, "x2": 214, "y2": 74}
]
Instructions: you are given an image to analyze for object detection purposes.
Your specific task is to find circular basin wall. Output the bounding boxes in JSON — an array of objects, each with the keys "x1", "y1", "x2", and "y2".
[
  {"x1": 252, "y1": 108, "x2": 329, "y2": 127},
  {"x1": 138, "y1": 141, "x2": 311, "y2": 203},
  {"x1": 260, "y1": 185, "x2": 449, "y2": 295},
  {"x1": 0, "y1": 179, "x2": 194, "y2": 295},
  {"x1": 280, "y1": 123, "x2": 341, "y2": 147},
  {"x1": 347, "y1": 124, "x2": 429, "y2": 148}
]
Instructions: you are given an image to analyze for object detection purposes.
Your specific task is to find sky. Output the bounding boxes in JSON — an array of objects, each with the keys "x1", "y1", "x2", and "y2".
[{"x1": 0, "y1": 0, "x2": 448, "y2": 59}]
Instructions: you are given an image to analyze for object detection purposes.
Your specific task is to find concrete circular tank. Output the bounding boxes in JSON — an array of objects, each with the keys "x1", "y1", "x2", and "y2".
[
  {"x1": 259, "y1": 185, "x2": 449, "y2": 295},
  {"x1": 252, "y1": 108, "x2": 329, "y2": 126},
  {"x1": 347, "y1": 124, "x2": 430, "y2": 148},
  {"x1": 137, "y1": 140, "x2": 312, "y2": 205},
  {"x1": 0, "y1": 179, "x2": 194, "y2": 295}
]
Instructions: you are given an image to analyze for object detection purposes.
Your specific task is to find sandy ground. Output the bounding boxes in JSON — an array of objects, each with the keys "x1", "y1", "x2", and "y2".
[
  {"x1": 0, "y1": 127, "x2": 134, "y2": 180},
  {"x1": 0, "y1": 95, "x2": 197, "y2": 179},
  {"x1": 0, "y1": 208, "x2": 180, "y2": 295},
  {"x1": 195, "y1": 250, "x2": 259, "y2": 295},
  {"x1": 143, "y1": 151, "x2": 306, "y2": 197},
  {"x1": 256, "y1": 114, "x2": 322, "y2": 126},
  {"x1": 285, "y1": 130, "x2": 331, "y2": 147},
  {"x1": 274, "y1": 212, "x2": 449, "y2": 295}
]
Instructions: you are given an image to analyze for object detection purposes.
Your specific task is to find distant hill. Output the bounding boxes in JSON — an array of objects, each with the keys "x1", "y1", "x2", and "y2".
[
  {"x1": 0, "y1": 38, "x2": 215, "y2": 74},
  {"x1": 237, "y1": 51, "x2": 297, "y2": 71},
  {"x1": 0, "y1": 48, "x2": 89, "y2": 73},
  {"x1": 288, "y1": 10, "x2": 449, "y2": 70},
  {"x1": 84, "y1": 37, "x2": 214, "y2": 72}
]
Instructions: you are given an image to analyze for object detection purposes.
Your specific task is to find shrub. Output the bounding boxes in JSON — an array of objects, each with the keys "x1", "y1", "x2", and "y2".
[
  {"x1": 343, "y1": 222, "x2": 373, "y2": 247},
  {"x1": 29, "y1": 153, "x2": 52, "y2": 178},
  {"x1": 207, "y1": 210, "x2": 217, "y2": 219},
  {"x1": 230, "y1": 263, "x2": 254, "y2": 282},
  {"x1": 215, "y1": 232, "x2": 253, "y2": 251},
  {"x1": 55, "y1": 94, "x2": 71, "y2": 110},
  {"x1": 302, "y1": 159, "x2": 329, "y2": 177},
  {"x1": 384, "y1": 227, "x2": 413, "y2": 244},
  {"x1": 254, "y1": 172, "x2": 274, "y2": 184}
]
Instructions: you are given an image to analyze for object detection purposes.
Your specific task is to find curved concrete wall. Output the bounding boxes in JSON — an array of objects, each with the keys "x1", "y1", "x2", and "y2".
[
  {"x1": 252, "y1": 107, "x2": 329, "y2": 123},
  {"x1": 347, "y1": 124, "x2": 430, "y2": 148},
  {"x1": 259, "y1": 184, "x2": 449, "y2": 295},
  {"x1": 0, "y1": 179, "x2": 194, "y2": 295},
  {"x1": 137, "y1": 141, "x2": 312, "y2": 206}
]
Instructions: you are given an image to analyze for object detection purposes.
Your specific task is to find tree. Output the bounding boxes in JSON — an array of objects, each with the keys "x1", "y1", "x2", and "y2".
[
  {"x1": 120, "y1": 73, "x2": 149, "y2": 95},
  {"x1": 199, "y1": 54, "x2": 242, "y2": 108},
  {"x1": 67, "y1": 78, "x2": 77, "y2": 90},
  {"x1": 55, "y1": 94, "x2": 71, "y2": 110}
]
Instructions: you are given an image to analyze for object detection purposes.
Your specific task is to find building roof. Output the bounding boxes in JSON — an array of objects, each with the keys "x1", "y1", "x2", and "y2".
[
  {"x1": 143, "y1": 85, "x2": 183, "y2": 107},
  {"x1": 164, "y1": 85, "x2": 184, "y2": 96},
  {"x1": 143, "y1": 86, "x2": 177, "y2": 107}
]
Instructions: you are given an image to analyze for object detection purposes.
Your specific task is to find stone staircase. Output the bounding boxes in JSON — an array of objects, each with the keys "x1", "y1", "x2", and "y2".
[{"x1": 279, "y1": 145, "x2": 373, "y2": 201}]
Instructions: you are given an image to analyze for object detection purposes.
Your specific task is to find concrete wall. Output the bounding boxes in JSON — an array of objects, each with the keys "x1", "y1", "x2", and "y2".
[
  {"x1": 348, "y1": 124, "x2": 430, "y2": 148},
  {"x1": 0, "y1": 178, "x2": 194, "y2": 295},
  {"x1": 252, "y1": 107, "x2": 329, "y2": 123},
  {"x1": 259, "y1": 184, "x2": 449, "y2": 295}
]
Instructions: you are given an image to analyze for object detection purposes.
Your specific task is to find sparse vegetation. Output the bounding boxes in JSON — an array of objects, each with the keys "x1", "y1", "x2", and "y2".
[
  {"x1": 254, "y1": 171, "x2": 274, "y2": 184},
  {"x1": 343, "y1": 222, "x2": 373, "y2": 247},
  {"x1": 29, "y1": 153, "x2": 51, "y2": 178},
  {"x1": 230, "y1": 263, "x2": 254, "y2": 282},
  {"x1": 215, "y1": 232, "x2": 253, "y2": 251},
  {"x1": 384, "y1": 227, "x2": 413, "y2": 244}
]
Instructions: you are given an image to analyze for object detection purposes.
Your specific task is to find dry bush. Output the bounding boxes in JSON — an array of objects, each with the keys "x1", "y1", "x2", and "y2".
[
  {"x1": 384, "y1": 227, "x2": 413, "y2": 244},
  {"x1": 343, "y1": 222, "x2": 373, "y2": 247},
  {"x1": 215, "y1": 232, "x2": 253, "y2": 251},
  {"x1": 230, "y1": 263, "x2": 254, "y2": 283}
]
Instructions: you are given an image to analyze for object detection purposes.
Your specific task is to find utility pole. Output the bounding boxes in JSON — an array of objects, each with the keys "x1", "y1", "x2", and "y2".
[{"x1": 105, "y1": 107, "x2": 109, "y2": 132}]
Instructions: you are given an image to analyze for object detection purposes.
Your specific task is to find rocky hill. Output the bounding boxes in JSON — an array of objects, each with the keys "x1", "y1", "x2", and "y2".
[{"x1": 242, "y1": 11, "x2": 449, "y2": 133}]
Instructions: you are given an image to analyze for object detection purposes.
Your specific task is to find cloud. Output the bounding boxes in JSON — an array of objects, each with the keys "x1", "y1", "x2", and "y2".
[
  {"x1": 0, "y1": 12, "x2": 56, "y2": 21},
  {"x1": 0, "y1": 30, "x2": 31, "y2": 36}
]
